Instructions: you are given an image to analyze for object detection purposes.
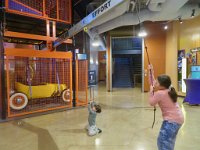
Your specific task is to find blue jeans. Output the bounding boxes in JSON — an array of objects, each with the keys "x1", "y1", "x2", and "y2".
[{"x1": 157, "y1": 120, "x2": 181, "y2": 150}]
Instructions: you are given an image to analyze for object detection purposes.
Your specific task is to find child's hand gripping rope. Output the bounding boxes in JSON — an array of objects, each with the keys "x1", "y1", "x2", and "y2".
[{"x1": 148, "y1": 64, "x2": 156, "y2": 92}]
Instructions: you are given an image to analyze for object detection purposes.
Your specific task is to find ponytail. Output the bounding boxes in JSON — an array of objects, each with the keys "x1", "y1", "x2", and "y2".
[
  {"x1": 157, "y1": 75, "x2": 178, "y2": 103},
  {"x1": 168, "y1": 87, "x2": 177, "y2": 103}
]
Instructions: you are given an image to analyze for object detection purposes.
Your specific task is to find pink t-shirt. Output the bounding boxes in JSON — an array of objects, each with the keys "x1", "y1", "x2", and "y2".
[{"x1": 149, "y1": 89, "x2": 184, "y2": 125}]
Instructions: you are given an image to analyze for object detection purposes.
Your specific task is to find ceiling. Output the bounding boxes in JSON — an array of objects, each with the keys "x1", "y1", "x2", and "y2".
[
  {"x1": 2, "y1": 0, "x2": 200, "y2": 45},
  {"x1": 188, "y1": 0, "x2": 200, "y2": 4}
]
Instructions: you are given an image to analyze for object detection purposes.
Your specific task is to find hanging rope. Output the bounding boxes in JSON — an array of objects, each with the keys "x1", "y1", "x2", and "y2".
[
  {"x1": 53, "y1": 59, "x2": 61, "y2": 95},
  {"x1": 144, "y1": 40, "x2": 156, "y2": 129},
  {"x1": 27, "y1": 60, "x2": 33, "y2": 99},
  {"x1": 134, "y1": 0, "x2": 156, "y2": 129}
]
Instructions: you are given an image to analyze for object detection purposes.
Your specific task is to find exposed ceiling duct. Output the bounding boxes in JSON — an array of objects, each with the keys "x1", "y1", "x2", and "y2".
[
  {"x1": 88, "y1": 0, "x2": 200, "y2": 37},
  {"x1": 86, "y1": 0, "x2": 130, "y2": 29},
  {"x1": 148, "y1": 0, "x2": 166, "y2": 12}
]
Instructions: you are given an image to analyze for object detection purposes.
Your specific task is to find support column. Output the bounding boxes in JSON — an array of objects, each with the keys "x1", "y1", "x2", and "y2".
[
  {"x1": 53, "y1": 21, "x2": 56, "y2": 38},
  {"x1": 72, "y1": 50, "x2": 76, "y2": 107},
  {"x1": 0, "y1": 8, "x2": 6, "y2": 120},
  {"x1": 166, "y1": 22, "x2": 179, "y2": 91},
  {"x1": 43, "y1": 0, "x2": 46, "y2": 17},
  {"x1": 46, "y1": 20, "x2": 52, "y2": 50},
  {"x1": 52, "y1": 21, "x2": 57, "y2": 51},
  {"x1": 106, "y1": 33, "x2": 112, "y2": 92},
  {"x1": 57, "y1": 0, "x2": 59, "y2": 20}
]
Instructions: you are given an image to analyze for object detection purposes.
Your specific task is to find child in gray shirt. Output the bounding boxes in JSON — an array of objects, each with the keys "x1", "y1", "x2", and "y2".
[{"x1": 86, "y1": 101, "x2": 102, "y2": 136}]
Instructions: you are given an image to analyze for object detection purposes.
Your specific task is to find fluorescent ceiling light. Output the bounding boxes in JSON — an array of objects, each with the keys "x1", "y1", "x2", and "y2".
[
  {"x1": 138, "y1": 30, "x2": 147, "y2": 37},
  {"x1": 92, "y1": 41, "x2": 100, "y2": 47},
  {"x1": 164, "y1": 25, "x2": 168, "y2": 30}
]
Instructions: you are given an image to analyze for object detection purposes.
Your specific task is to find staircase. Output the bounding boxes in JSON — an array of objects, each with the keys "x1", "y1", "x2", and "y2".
[
  {"x1": 131, "y1": 56, "x2": 142, "y2": 87},
  {"x1": 113, "y1": 58, "x2": 133, "y2": 87},
  {"x1": 132, "y1": 57, "x2": 142, "y2": 74}
]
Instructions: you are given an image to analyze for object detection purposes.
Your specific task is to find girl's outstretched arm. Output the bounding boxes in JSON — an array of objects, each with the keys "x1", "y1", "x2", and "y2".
[
  {"x1": 149, "y1": 87, "x2": 161, "y2": 106},
  {"x1": 148, "y1": 64, "x2": 156, "y2": 86},
  {"x1": 88, "y1": 101, "x2": 96, "y2": 114}
]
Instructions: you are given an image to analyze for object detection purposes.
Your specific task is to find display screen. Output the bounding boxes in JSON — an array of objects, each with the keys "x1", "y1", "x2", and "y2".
[
  {"x1": 77, "y1": 54, "x2": 87, "y2": 60},
  {"x1": 191, "y1": 66, "x2": 200, "y2": 79}
]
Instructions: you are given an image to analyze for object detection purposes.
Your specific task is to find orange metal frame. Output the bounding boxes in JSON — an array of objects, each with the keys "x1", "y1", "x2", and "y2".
[
  {"x1": 12, "y1": 0, "x2": 43, "y2": 15},
  {"x1": 57, "y1": 0, "x2": 59, "y2": 20},
  {"x1": 75, "y1": 60, "x2": 88, "y2": 106},
  {"x1": 5, "y1": 48, "x2": 73, "y2": 118},
  {"x1": 69, "y1": 0, "x2": 72, "y2": 24},
  {"x1": 43, "y1": 0, "x2": 46, "y2": 16},
  {"x1": 4, "y1": 31, "x2": 73, "y2": 44},
  {"x1": 5, "y1": 48, "x2": 72, "y2": 58},
  {"x1": 5, "y1": 56, "x2": 11, "y2": 117},
  {"x1": 70, "y1": 59, "x2": 73, "y2": 104},
  {"x1": 5, "y1": 0, "x2": 72, "y2": 24}
]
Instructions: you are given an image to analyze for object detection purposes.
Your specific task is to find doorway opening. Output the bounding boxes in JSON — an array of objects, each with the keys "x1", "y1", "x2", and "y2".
[{"x1": 112, "y1": 54, "x2": 142, "y2": 88}]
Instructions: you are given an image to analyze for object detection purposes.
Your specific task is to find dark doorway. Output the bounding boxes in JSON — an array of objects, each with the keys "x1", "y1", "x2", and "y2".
[{"x1": 112, "y1": 54, "x2": 142, "y2": 88}]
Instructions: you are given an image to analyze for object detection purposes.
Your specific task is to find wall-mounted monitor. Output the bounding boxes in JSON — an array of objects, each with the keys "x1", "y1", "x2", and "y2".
[
  {"x1": 76, "y1": 54, "x2": 87, "y2": 60},
  {"x1": 191, "y1": 66, "x2": 200, "y2": 79}
]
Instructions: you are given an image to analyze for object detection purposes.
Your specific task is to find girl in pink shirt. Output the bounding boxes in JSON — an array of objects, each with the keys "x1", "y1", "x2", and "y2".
[{"x1": 149, "y1": 74, "x2": 184, "y2": 150}]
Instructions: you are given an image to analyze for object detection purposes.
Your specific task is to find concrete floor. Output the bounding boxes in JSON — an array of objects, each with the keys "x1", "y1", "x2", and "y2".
[{"x1": 0, "y1": 83, "x2": 200, "y2": 150}]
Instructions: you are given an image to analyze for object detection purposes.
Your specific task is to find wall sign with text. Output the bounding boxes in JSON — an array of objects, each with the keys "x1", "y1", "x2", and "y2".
[{"x1": 88, "y1": 70, "x2": 96, "y2": 86}]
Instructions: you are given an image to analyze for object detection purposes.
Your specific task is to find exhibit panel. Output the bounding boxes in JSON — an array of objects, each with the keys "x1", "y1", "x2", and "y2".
[
  {"x1": 184, "y1": 65, "x2": 200, "y2": 105},
  {"x1": 184, "y1": 79, "x2": 200, "y2": 105}
]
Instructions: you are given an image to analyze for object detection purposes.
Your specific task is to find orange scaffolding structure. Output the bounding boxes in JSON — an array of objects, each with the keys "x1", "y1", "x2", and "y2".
[
  {"x1": 76, "y1": 59, "x2": 88, "y2": 106},
  {"x1": 5, "y1": 0, "x2": 72, "y2": 24},
  {"x1": 5, "y1": 48, "x2": 73, "y2": 118}
]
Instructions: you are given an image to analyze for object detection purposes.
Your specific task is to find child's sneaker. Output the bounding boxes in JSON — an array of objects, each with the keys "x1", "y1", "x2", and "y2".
[{"x1": 98, "y1": 128, "x2": 102, "y2": 134}]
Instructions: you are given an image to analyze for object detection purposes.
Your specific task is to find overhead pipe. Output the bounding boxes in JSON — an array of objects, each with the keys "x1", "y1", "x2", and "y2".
[
  {"x1": 89, "y1": 0, "x2": 200, "y2": 36},
  {"x1": 87, "y1": 0, "x2": 130, "y2": 30},
  {"x1": 148, "y1": 0, "x2": 166, "y2": 12}
]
